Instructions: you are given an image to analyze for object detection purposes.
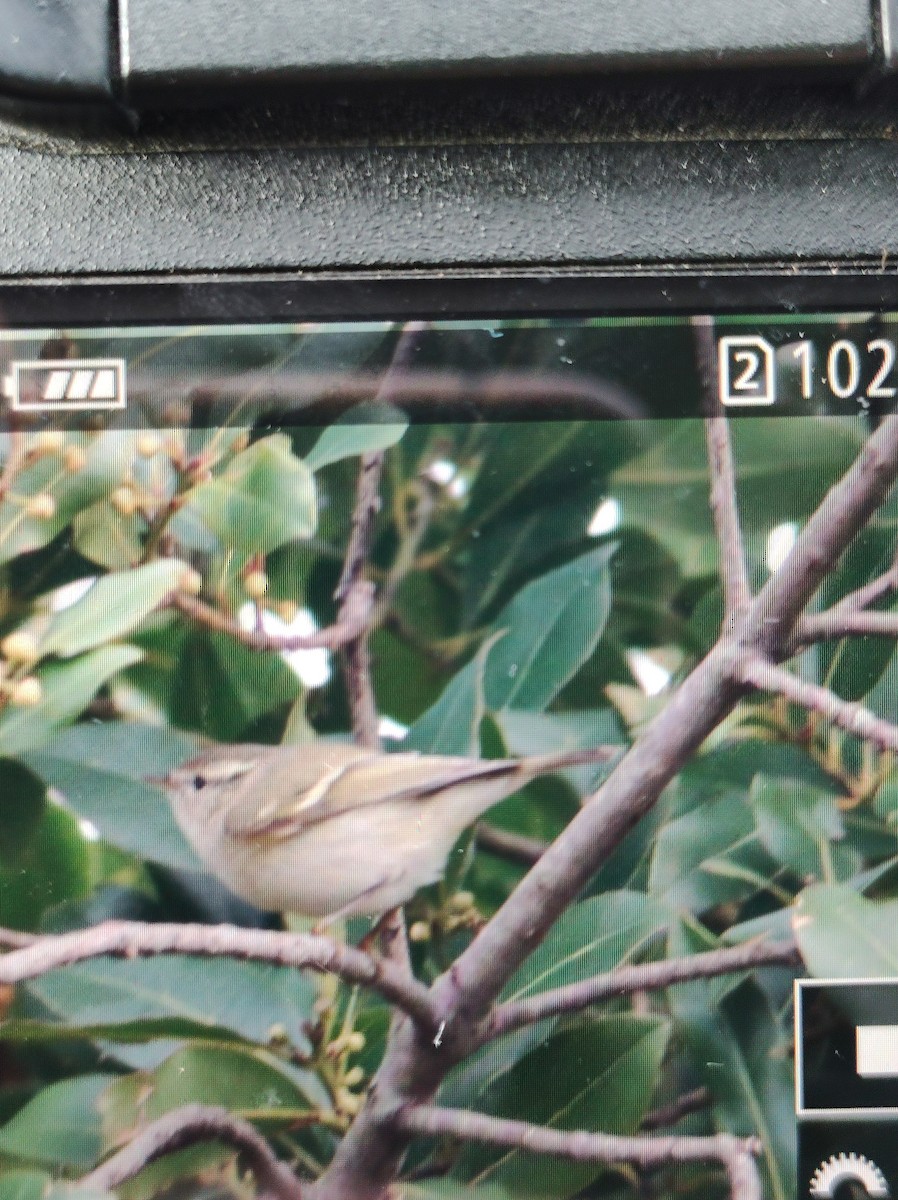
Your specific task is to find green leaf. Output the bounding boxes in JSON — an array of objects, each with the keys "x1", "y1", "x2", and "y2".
[
  {"x1": 25, "y1": 954, "x2": 319, "y2": 1058},
  {"x1": 751, "y1": 775, "x2": 859, "y2": 882},
  {"x1": 648, "y1": 793, "x2": 778, "y2": 912},
  {"x1": 484, "y1": 545, "x2": 614, "y2": 712},
  {"x1": 406, "y1": 632, "x2": 501, "y2": 755},
  {"x1": 443, "y1": 893, "x2": 666, "y2": 1111},
  {"x1": 0, "y1": 760, "x2": 47, "y2": 868},
  {"x1": 23, "y1": 763, "x2": 198, "y2": 876},
  {"x1": 408, "y1": 546, "x2": 615, "y2": 751},
  {"x1": 40, "y1": 560, "x2": 185, "y2": 658},
  {"x1": 0, "y1": 1173, "x2": 115, "y2": 1200},
  {"x1": 0, "y1": 1075, "x2": 112, "y2": 1168},
  {"x1": 667, "y1": 923, "x2": 795, "y2": 1200},
  {"x1": 134, "y1": 1044, "x2": 317, "y2": 1120},
  {"x1": 0, "y1": 646, "x2": 143, "y2": 755},
  {"x1": 502, "y1": 891, "x2": 666, "y2": 1003},
  {"x1": 455, "y1": 1017, "x2": 670, "y2": 1198},
  {"x1": 179, "y1": 435, "x2": 317, "y2": 555},
  {"x1": 306, "y1": 405, "x2": 409, "y2": 471},
  {"x1": 0, "y1": 803, "x2": 89, "y2": 932},
  {"x1": 0, "y1": 433, "x2": 136, "y2": 567},
  {"x1": 794, "y1": 884, "x2": 898, "y2": 977},
  {"x1": 168, "y1": 630, "x2": 303, "y2": 742}
]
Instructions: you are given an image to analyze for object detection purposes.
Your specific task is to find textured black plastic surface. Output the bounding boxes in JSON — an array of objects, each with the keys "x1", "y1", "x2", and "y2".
[
  {"x1": 122, "y1": 0, "x2": 872, "y2": 101},
  {"x1": 0, "y1": 0, "x2": 111, "y2": 100},
  {"x1": 3, "y1": 76, "x2": 898, "y2": 279}
]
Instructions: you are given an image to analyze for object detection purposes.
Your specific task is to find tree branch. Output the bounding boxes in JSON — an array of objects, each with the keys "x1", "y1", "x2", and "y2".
[
  {"x1": 475, "y1": 823, "x2": 547, "y2": 866},
  {"x1": 750, "y1": 418, "x2": 898, "y2": 658},
  {"x1": 0, "y1": 921, "x2": 438, "y2": 1032},
  {"x1": 312, "y1": 416, "x2": 898, "y2": 1200},
  {"x1": 797, "y1": 607, "x2": 898, "y2": 643},
  {"x1": 171, "y1": 579, "x2": 375, "y2": 652},
  {"x1": 79, "y1": 1104, "x2": 304, "y2": 1200},
  {"x1": 641, "y1": 1087, "x2": 711, "y2": 1132},
  {"x1": 336, "y1": 321, "x2": 427, "y2": 751},
  {"x1": 485, "y1": 938, "x2": 799, "y2": 1040},
  {"x1": 393, "y1": 1106, "x2": 763, "y2": 1200},
  {"x1": 693, "y1": 317, "x2": 751, "y2": 618},
  {"x1": 738, "y1": 653, "x2": 898, "y2": 752}
]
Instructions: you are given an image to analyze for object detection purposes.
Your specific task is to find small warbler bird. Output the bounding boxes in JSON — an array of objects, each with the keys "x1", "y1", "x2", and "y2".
[{"x1": 162, "y1": 741, "x2": 617, "y2": 923}]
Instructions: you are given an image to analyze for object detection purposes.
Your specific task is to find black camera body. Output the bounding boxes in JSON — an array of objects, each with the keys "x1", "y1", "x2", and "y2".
[{"x1": 2, "y1": 0, "x2": 898, "y2": 298}]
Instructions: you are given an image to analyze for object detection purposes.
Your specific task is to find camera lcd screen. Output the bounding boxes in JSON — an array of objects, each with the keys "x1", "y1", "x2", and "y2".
[{"x1": 2, "y1": 302, "x2": 898, "y2": 1200}]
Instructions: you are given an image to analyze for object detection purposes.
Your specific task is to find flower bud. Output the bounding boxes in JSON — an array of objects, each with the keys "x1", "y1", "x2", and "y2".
[
  {"x1": 33, "y1": 431, "x2": 65, "y2": 455},
  {"x1": 449, "y1": 890, "x2": 476, "y2": 913},
  {"x1": 346, "y1": 1031, "x2": 366, "y2": 1053},
  {"x1": 136, "y1": 432, "x2": 162, "y2": 458},
  {"x1": 179, "y1": 567, "x2": 203, "y2": 596},
  {"x1": 1, "y1": 631, "x2": 39, "y2": 665},
  {"x1": 10, "y1": 677, "x2": 42, "y2": 707},
  {"x1": 343, "y1": 1066, "x2": 364, "y2": 1088},
  {"x1": 336, "y1": 1088, "x2": 364, "y2": 1116},
  {"x1": 63, "y1": 445, "x2": 86, "y2": 472},
  {"x1": 409, "y1": 921, "x2": 431, "y2": 943},
  {"x1": 111, "y1": 486, "x2": 138, "y2": 517},
  {"x1": 244, "y1": 570, "x2": 269, "y2": 600},
  {"x1": 24, "y1": 493, "x2": 56, "y2": 520}
]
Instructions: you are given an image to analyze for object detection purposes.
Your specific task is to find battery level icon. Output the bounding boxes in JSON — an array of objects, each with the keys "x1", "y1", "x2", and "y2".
[{"x1": 2, "y1": 358, "x2": 126, "y2": 411}]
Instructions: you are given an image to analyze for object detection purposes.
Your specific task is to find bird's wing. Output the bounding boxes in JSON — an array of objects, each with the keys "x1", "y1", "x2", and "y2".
[{"x1": 225, "y1": 747, "x2": 521, "y2": 842}]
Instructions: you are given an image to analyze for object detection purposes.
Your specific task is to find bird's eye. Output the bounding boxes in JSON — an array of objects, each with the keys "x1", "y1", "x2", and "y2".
[{"x1": 193, "y1": 775, "x2": 207, "y2": 790}]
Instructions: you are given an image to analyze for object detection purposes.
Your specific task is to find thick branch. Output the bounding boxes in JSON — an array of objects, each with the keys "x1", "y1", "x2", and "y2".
[
  {"x1": 80, "y1": 1104, "x2": 304, "y2": 1200},
  {"x1": 394, "y1": 1106, "x2": 762, "y2": 1200},
  {"x1": 739, "y1": 653, "x2": 898, "y2": 752},
  {"x1": 486, "y1": 938, "x2": 799, "y2": 1040},
  {"x1": 750, "y1": 417, "x2": 898, "y2": 657},
  {"x1": 693, "y1": 318, "x2": 750, "y2": 617},
  {"x1": 0, "y1": 921, "x2": 437, "y2": 1031},
  {"x1": 172, "y1": 579, "x2": 375, "y2": 651}
]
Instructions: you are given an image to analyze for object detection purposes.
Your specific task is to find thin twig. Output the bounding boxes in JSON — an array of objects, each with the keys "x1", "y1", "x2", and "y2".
[
  {"x1": 80, "y1": 1104, "x2": 304, "y2": 1200},
  {"x1": 337, "y1": 321, "x2": 428, "y2": 751},
  {"x1": 693, "y1": 318, "x2": 751, "y2": 617},
  {"x1": 0, "y1": 921, "x2": 438, "y2": 1032},
  {"x1": 171, "y1": 579, "x2": 375, "y2": 651},
  {"x1": 641, "y1": 1087, "x2": 712, "y2": 1132},
  {"x1": 738, "y1": 653, "x2": 898, "y2": 752},
  {"x1": 797, "y1": 607, "x2": 898, "y2": 643},
  {"x1": 393, "y1": 1106, "x2": 763, "y2": 1200},
  {"x1": 475, "y1": 823, "x2": 548, "y2": 866},
  {"x1": 0, "y1": 430, "x2": 25, "y2": 503},
  {"x1": 486, "y1": 938, "x2": 798, "y2": 1040}
]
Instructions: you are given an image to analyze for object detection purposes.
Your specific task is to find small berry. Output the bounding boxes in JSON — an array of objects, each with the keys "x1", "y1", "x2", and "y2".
[
  {"x1": 449, "y1": 890, "x2": 476, "y2": 913},
  {"x1": 409, "y1": 921, "x2": 431, "y2": 943},
  {"x1": 346, "y1": 1031, "x2": 366, "y2": 1053},
  {"x1": 63, "y1": 445, "x2": 86, "y2": 472},
  {"x1": 111, "y1": 486, "x2": 137, "y2": 516},
  {"x1": 10, "y1": 677, "x2": 42, "y2": 707},
  {"x1": 343, "y1": 1066, "x2": 364, "y2": 1088},
  {"x1": 25, "y1": 493, "x2": 56, "y2": 520},
  {"x1": 1, "y1": 631, "x2": 39, "y2": 664},
  {"x1": 136, "y1": 432, "x2": 162, "y2": 458},
  {"x1": 244, "y1": 570, "x2": 269, "y2": 600},
  {"x1": 179, "y1": 567, "x2": 203, "y2": 596}
]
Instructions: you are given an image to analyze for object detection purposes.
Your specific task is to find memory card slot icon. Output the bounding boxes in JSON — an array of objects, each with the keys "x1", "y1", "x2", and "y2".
[{"x1": 2, "y1": 359, "x2": 126, "y2": 411}]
